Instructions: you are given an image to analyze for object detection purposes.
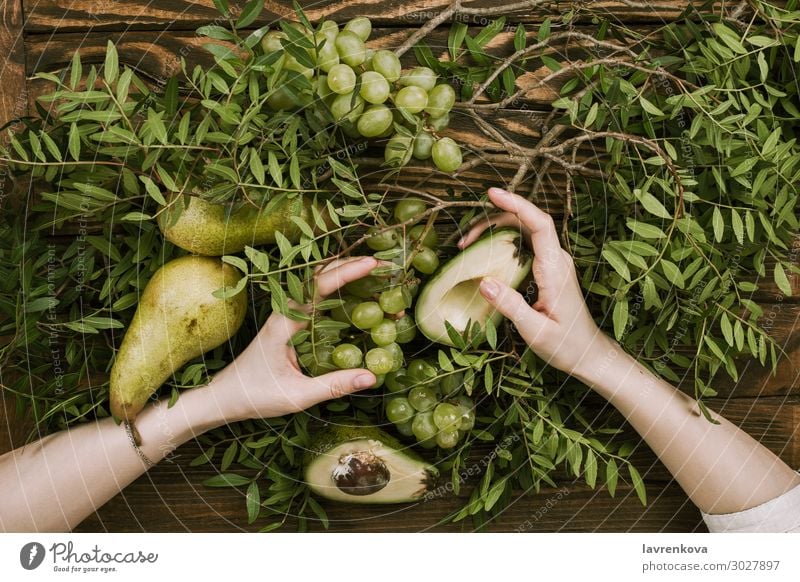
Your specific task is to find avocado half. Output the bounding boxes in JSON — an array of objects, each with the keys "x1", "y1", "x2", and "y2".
[
  {"x1": 304, "y1": 424, "x2": 438, "y2": 504},
  {"x1": 415, "y1": 229, "x2": 532, "y2": 346}
]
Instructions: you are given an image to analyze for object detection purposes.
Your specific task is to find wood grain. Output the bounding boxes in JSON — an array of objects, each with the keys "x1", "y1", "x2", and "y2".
[
  {"x1": 23, "y1": 0, "x2": 703, "y2": 33},
  {"x1": 74, "y1": 437, "x2": 705, "y2": 532},
  {"x1": 0, "y1": 0, "x2": 33, "y2": 456}
]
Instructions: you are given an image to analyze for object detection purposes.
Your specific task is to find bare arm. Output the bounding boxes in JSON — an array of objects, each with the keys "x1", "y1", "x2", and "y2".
[
  {"x1": 465, "y1": 187, "x2": 800, "y2": 515},
  {"x1": 0, "y1": 257, "x2": 378, "y2": 532}
]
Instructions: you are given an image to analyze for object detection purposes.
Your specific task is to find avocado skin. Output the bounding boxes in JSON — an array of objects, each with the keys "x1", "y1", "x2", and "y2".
[
  {"x1": 306, "y1": 424, "x2": 425, "y2": 462},
  {"x1": 158, "y1": 195, "x2": 312, "y2": 256},
  {"x1": 109, "y1": 256, "x2": 247, "y2": 422}
]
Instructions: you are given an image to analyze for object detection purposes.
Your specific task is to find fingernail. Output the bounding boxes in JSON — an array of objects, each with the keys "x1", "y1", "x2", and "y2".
[
  {"x1": 354, "y1": 373, "x2": 375, "y2": 389},
  {"x1": 480, "y1": 277, "x2": 500, "y2": 300},
  {"x1": 456, "y1": 237, "x2": 465, "y2": 249},
  {"x1": 488, "y1": 187, "x2": 511, "y2": 197}
]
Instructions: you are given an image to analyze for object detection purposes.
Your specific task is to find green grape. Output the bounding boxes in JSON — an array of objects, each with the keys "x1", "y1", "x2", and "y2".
[
  {"x1": 386, "y1": 397, "x2": 415, "y2": 424},
  {"x1": 433, "y1": 402, "x2": 460, "y2": 430},
  {"x1": 371, "y1": 50, "x2": 401, "y2": 82},
  {"x1": 344, "y1": 275, "x2": 383, "y2": 299},
  {"x1": 319, "y1": 19, "x2": 339, "y2": 43},
  {"x1": 411, "y1": 411, "x2": 437, "y2": 442},
  {"x1": 407, "y1": 358, "x2": 436, "y2": 383},
  {"x1": 363, "y1": 48, "x2": 375, "y2": 70},
  {"x1": 431, "y1": 137, "x2": 462, "y2": 172},
  {"x1": 412, "y1": 131, "x2": 434, "y2": 160},
  {"x1": 261, "y1": 30, "x2": 285, "y2": 54},
  {"x1": 344, "y1": 16, "x2": 372, "y2": 42},
  {"x1": 412, "y1": 246, "x2": 439, "y2": 275},
  {"x1": 428, "y1": 112, "x2": 450, "y2": 131},
  {"x1": 436, "y1": 428, "x2": 460, "y2": 449},
  {"x1": 314, "y1": 35, "x2": 340, "y2": 72},
  {"x1": 378, "y1": 286, "x2": 407, "y2": 314},
  {"x1": 395, "y1": 420, "x2": 415, "y2": 437},
  {"x1": 384, "y1": 342, "x2": 404, "y2": 372},
  {"x1": 424, "y1": 84, "x2": 456, "y2": 118},
  {"x1": 365, "y1": 225, "x2": 399, "y2": 251},
  {"x1": 351, "y1": 301, "x2": 384, "y2": 330},
  {"x1": 266, "y1": 86, "x2": 296, "y2": 111},
  {"x1": 335, "y1": 30, "x2": 366, "y2": 67},
  {"x1": 385, "y1": 369, "x2": 409, "y2": 393},
  {"x1": 408, "y1": 386, "x2": 437, "y2": 412},
  {"x1": 340, "y1": 120, "x2": 362, "y2": 138},
  {"x1": 359, "y1": 71, "x2": 391, "y2": 104},
  {"x1": 408, "y1": 224, "x2": 438, "y2": 247},
  {"x1": 418, "y1": 438, "x2": 438, "y2": 449},
  {"x1": 394, "y1": 86, "x2": 428, "y2": 115},
  {"x1": 327, "y1": 64, "x2": 356, "y2": 94},
  {"x1": 370, "y1": 319, "x2": 398, "y2": 346},
  {"x1": 330, "y1": 295, "x2": 360, "y2": 323},
  {"x1": 454, "y1": 396, "x2": 476, "y2": 431},
  {"x1": 373, "y1": 374, "x2": 385, "y2": 388},
  {"x1": 330, "y1": 92, "x2": 365, "y2": 122},
  {"x1": 332, "y1": 343, "x2": 363, "y2": 369},
  {"x1": 365, "y1": 347, "x2": 394, "y2": 375},
  {"x1": 283, "y1": 54, "x2": 314, "y2": 79},
  {"x1": 394, "y1": 198, "x2": 427, "y2": 223},
  {"x1": 440, "y1": 370, "x2": 464, "y2": 396},
  {"x1": 395, "y1": 314, "x2": 417, "y2": 343},
  {"x1": 384, "y1": 134, "x2": 413, "y2": 167},
  {"x1": 398, "y1": 67, "x2": 437, "y2": 91},
  {"x1": 357, "y1": 104, "x2": 393, "y2": 138}
]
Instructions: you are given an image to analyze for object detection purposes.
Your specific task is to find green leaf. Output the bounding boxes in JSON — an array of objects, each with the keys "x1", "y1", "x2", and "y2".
[
  {"x1": 639, "y1": 96, "x2": 665, "y2": 116},
  {"x1": 246, "y1": 481, "x2": 260, "y2": 524},
  {"x1": 104, "y1": 40, "x2": 119, "y2": 84},
  {"x1": 712, "y1": 206, "x2": 724, "y2": 242},
  {"x1": 213, "y1": 0, "x2": 230, "y2": 18},
  {"x1": 636, "y1": 190, "x2": 672, "y2": 219},
  {"x1": 605, "y1": 458, "x2": 619, "y2": 497},
  {"x1": 720, "y1": 313, "x2": 734, "y2": 347},
  {"x1": 245, "y1": 246, "x2": 270, "y2": 273},
  {"x1": 626, "y1": 219, "x2": 667, "y2": 239},
  {"x1": 221, "y1": 441, "x2": 238, "y2": 471},
  {"x1": 514, "y1": 23, "x2": 526, "y2": 52},
  {"x1": 70, "y1": 51, "x2": 82, "y2": 89},
  {"x1": 774, "y1": 263, "x2": 792, "y2": 297},
  {"x1": 222, "y1": 255, "x2": 249, "y2": 274},
  {"x1": 203, "y1": 474, "x2": 251, "y2": 487},
  {"x1": 613, "y1": 298, "x2": 629, "y2": 340},
  {"x1": 584, "y1": 449, "x2": 598, "y2": 488},
  {"x1": 190, "y1": 445, "x2": 216, "y2": 466},
  {"x1": 659, "y1": 260, "x2": 685, "y2": 288},
  {"x1": 68, "y1": 122, "x2": 81, "y2": 161},
  {"x1": 485, "y1": 317, "x2": 497, "y2": 349},
  {"x1": 731, "y1": 209, "x2": 744, "y2": 244},
  {"x1": 448, "y1": 22, "x2": 468, "y2": 60},
  {"x1": 601, "y1": 246, "x2": 631, "y2": 281},
  {"x1": 483, "y1": 477, "x2": 507, "y2": 511},
  {"x1": 628, "y1": 465, "x2": 647, "y2": 506},
  {"x1": 236, "y1": 0, "x2": 264, "y2": 29}
]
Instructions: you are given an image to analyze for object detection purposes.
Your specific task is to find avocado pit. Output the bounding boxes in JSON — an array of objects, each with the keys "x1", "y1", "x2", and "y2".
[{"x1": 332, "y1": 451, "x2": 390, "y2": 496}]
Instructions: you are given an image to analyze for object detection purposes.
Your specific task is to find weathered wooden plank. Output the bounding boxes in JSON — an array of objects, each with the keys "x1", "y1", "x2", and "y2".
[
  {"x1": 73, "y1": 435, "x2": 704, "y2": 532},
  {"x1": 23, "y1": 0, "x2": 702, "y2": 33},
  {"x1": 0, "y1": 0, "x2": 33, "y2": 457}
]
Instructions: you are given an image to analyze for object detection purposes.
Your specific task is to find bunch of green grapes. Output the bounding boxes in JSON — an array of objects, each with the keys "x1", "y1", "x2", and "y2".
[
  {"x1": 295, "y1": 198, "x2": 474, "y2": 449},
  {"x1": 260, "y1": 17, "x2": 462, "y2": 173}
]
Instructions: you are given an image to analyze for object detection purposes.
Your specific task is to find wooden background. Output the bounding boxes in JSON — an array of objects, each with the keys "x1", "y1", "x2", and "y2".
[{"x1": 1, "y1": 0, "x2": 798, "y2": 532}]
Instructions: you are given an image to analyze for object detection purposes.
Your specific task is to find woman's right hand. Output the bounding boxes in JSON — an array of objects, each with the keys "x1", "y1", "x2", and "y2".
[{"x1": 460, "y1": 187, "x2": 613, "y2": 378}]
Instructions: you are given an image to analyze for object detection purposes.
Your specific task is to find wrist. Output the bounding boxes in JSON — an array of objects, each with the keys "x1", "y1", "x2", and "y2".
[{"x1": 571, "y1": 332, "x2": 630, "y2": 389}]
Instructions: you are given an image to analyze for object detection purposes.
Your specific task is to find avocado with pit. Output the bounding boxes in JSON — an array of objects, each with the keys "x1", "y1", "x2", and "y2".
[
  {"x1": 158, "y1": 194, "x2": 313, "y2": 256},
  {"x1": 110, "y1": 255, "x2": 247, "y2": 422},
  {"x1": 304, "y1": 424, "x2": 438, "y2": 503},
  {"x1": 415, "y1": 229, "x2": 532, "y2": 346}
]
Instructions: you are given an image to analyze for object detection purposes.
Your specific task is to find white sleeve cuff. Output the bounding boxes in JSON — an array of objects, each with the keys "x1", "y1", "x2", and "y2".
[{"x1": 702, "y1": 479, "x2": 800, "y2": 533}]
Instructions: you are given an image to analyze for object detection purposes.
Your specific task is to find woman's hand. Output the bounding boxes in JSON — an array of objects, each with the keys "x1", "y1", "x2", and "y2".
[
  {"x1": 207, "y1": 256, "x2": 379, "y2": 423},
  {"x1": 461, "y1": 187, "x2": 612, "y2": 377}
]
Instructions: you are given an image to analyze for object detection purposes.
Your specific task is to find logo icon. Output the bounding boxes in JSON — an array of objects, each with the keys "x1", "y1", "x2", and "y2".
[{"x1": 20, "y1": 542, "x2": 46, "y2": 570}]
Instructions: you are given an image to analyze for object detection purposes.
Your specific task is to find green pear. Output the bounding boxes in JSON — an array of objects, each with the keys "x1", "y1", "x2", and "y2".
[
  {"x1": 110, "y1": 255, "x2": 247, "y2": 422},
  {"x1": 158, "y1": 194, "x2": 313, "y2": 256}
]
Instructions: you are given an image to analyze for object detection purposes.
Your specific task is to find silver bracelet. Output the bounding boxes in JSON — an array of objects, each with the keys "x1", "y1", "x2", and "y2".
[{"x1": 124, "y1": 421, "x2": 155, "y2": 468}]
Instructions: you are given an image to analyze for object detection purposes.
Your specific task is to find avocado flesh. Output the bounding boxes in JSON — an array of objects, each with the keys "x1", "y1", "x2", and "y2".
[
  {"x1": 158, "y1": 194, "x2": 312, "y2": 256},
  {"x1": 305, "y1": 425, "x2": 438, "y2": 504},
  {"x1": 416, "y1": 229, "x2": 532, "y2": 346},
  {"x1": 109, "y1": 255, "x2": 247, "y2": 421}
]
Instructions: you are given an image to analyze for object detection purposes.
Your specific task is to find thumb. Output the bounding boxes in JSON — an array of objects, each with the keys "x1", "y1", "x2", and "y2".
[
  {"x1": 479, "y1": 277, "x2": 548, "y2": 338},
  {"x1": 304, "y1": 368, "x2": 376, "y2": 405}
]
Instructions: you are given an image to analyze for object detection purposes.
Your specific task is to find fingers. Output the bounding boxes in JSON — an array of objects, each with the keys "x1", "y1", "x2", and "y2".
[
  {"x1": 479, "y1": 276, "x2": 549, "y2": 341},
  {"x1": 314, "y1": 256, "x2": 378, "y2": 300},
  {"x1": 299, "y1": 368, "x2": 376, "y2": 408},
  {"x1": 486, "y1": 187, "x2": 563, "y2": 261},
  {"x1": 457, "y1": 213, "x2": 527, "y2": 249}
]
